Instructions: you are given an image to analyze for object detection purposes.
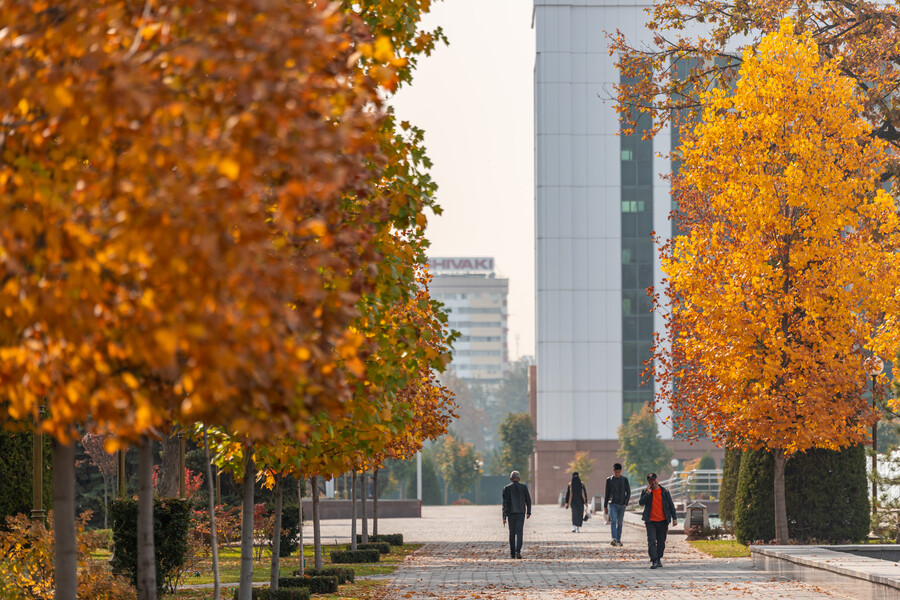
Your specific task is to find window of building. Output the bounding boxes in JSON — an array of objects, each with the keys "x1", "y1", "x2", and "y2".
[{"x1": 621, "y1": 73, "x2": 655, "y2": 414}]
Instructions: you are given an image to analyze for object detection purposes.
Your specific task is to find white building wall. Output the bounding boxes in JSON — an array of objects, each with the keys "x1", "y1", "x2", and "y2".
[
  {"x1": 535, "y1": 0, "x2": 667, "y2": 442},
  {"x1": 535, "y1": 0, "x2": 749, "y2": 445}
]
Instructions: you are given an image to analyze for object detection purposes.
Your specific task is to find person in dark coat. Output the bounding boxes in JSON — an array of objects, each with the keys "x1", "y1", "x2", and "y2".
[
  {"x1": 639, "y1": 472, "x2": 678, "y2": 569},
  {"x1": 604, "y1": 462, "x2": 631, "y2": 546},
  {"x1": 502, "y1": 470, "x2": 532, "y2": 559},
  {"x1": 564, "y1": 472, "x2": 588, "y2": 532}
]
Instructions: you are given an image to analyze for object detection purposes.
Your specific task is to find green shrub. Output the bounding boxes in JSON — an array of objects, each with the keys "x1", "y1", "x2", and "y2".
[
  {"x1": 733, "y1": 449, "x2": 775, "y2": 545},
  {"x1": 357, "y1": 542, "x2": 390, "y2": 554},
  {"x1": 278, "y1": 576, "x2": 338, "y2": 594},
  {"x1": 785, "y1": 445, "x2": 869, "y2": 543},
  {"x1": 231, "y1": 588, "x2": 310, "y2": 600},
  {"x1": 294, "y1": 567, "x2": 354, "y2": 584},
  {"x1": 330, "y1": 548, "x2": 380, "y2": 563},
  {"x1": 355, "y1": 533, "x2": 403, "y2": 545},
  {"x1": 278, "y1": 504, "x2": 301, "y2": 557},
  {"x1": 110, "y1": 497, "x2": 193, "y2": 594},
  {"x1": 718, "y1": 447, "x2": 742, "y2": 527}
]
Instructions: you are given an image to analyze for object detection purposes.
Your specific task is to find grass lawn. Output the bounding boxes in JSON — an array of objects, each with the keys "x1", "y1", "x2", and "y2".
[
  {"x1": 689, "y1": 540, "x2": 750, "y2": 558},
  {"x1": 167, "y1": 543, "x2": 420, "y2": 599}
]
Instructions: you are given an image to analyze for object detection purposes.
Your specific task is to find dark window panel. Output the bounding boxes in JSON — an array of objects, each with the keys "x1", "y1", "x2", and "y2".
[
  {"x1": 623, "y1": 317, "x2": 638, "y2": 339},
  {"x1": 622, "y1": 266, "x2": 639, "y2": 289},
  {"x1": 621, "y1": 214, "x2": 636, "y2": 237},
  {"x1": 637, "y1": 161, "x2": 654, "y2": 186}
]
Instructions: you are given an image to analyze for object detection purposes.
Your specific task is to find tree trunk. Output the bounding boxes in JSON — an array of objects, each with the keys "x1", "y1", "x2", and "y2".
[
  {"x1": 103, "y1": 481, "x2": 108, "y2": 530},
  {"x1": 350, "y1": 470, "x2": 357, "y2": 550},
  {"x1": 137, "y1": 438, "x2": 157, "y2": 600},
  {"x1": 202, "y1": 426, "x2": 220, "y2": 600},
  {"x1": 361, "y1": 470, "x2": 368, "y2": 544},
  {"x1": 311, "y1": 476, "x2": 322, "y2": 570},
  {"x1": 53, "y1": 440, "x2": 77, "y2": 600},
  {"x1": 118, "y1": 449, "x2": 126, "y2": 498},
  {"x1": 269, "y1": 473, "x2": 283, "y2": 590},
  {"x1": 178, "y1": 435, "x2": 186, "y2": 498},
  {"x1": 373, "y1": 468, "x2": 379, "y2": 537},
  {"x1": 157, "y1": 431, "x2": 181, "y2": 498},
  {"x1": 773, "y1": 449, "x2": 789, "y2": 544},
  {"x1": 238, "y1": 445, "x2": 255, "y2": 600},
  {"x1": 297, "y1": 480, "x2": 304, "y2": 577}
]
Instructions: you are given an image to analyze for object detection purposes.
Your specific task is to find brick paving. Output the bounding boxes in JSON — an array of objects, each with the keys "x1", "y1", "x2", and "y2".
[{"x1": 315, "y1": 504, "x2": 854, "y2": 600}]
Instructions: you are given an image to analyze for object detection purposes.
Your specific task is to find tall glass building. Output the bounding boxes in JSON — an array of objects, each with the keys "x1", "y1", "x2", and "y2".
[{"x1": 532, "y1": 0, "x2": 722, "y2": 502}]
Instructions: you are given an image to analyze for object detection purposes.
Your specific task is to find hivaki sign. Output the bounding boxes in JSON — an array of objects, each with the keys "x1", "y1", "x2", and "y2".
[{"x1": 428, "y1": 257, "x2": 495, "y2": 274}]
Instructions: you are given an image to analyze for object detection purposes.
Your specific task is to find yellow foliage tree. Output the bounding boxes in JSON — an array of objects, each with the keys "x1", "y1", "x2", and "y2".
[
  {"x1": 652, "y1": 19, "x2": 900, "y2": 543},
  {"x1": 567, "y1": 451, "x2": 596, "y2": 485}
]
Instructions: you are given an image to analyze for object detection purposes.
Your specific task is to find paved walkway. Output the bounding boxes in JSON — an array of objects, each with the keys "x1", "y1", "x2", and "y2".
[{"x1": 313, "y1": 505, "x2": 853, "y2": 600}]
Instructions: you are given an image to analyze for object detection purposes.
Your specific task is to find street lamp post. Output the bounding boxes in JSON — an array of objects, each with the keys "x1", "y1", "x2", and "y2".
[
  {"x1": 31, "y1": 406, "x2": 46, "y2": 525},
  {"x1": 475, "y1": 459, "x2": 484, "y2": 504},
  {"x1": 867, "y1": 356, "x2": 884, "y2": 514}
]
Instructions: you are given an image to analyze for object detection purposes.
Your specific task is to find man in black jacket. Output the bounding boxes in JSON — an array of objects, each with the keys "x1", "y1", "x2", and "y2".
[
  {"x1": 639, "y1": 472, "x2": 678, "y2": 569},
  {"x1": 501, "y1": 470, "x2": 532, "y2": 559},
  {"x1": 603, "y1": 463, "x2": 631, "y2": 546}
]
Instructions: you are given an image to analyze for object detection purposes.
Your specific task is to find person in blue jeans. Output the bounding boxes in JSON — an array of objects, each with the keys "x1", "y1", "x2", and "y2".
[{"x1": 603, "y1": 463, "x2": 631, "y2": 546}]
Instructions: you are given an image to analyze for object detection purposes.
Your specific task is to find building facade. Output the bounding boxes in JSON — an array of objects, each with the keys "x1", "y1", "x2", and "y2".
[
  {"x1": 532, "y1": 0, "x2": 722, "y2": 502},
  {"x1": 429, "y1": 257, "x2": 509, "y2": 385}
]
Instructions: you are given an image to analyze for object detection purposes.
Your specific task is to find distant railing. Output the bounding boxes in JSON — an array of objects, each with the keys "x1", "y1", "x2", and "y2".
[{"x1": 627, "y1": 469, "x2": 723, "y2": 507}]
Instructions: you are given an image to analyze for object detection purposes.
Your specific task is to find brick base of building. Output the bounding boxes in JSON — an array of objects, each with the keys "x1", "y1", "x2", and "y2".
[{"x1": 531, "y1": 439, "x2": 724, "y2": 505}]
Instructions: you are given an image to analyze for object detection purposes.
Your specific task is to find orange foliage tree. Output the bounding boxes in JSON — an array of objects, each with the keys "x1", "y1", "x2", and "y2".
[
  {"x1": 0, "y1": 2, "x2": 399, "y2": 598},
  {"x1": 235, "y1": 265, "x2": 456, "y2": 569},
  {"x1": 650, "y1": 20, "x2": 900, "y2": 543}
]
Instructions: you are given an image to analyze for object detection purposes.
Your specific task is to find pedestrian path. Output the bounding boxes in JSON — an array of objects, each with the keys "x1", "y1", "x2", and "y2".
[{"x1": 355, "y1": 505, "x2": 853, "y2": 600}]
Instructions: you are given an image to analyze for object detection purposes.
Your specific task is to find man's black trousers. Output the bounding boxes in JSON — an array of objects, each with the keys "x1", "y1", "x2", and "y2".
[
  {"x1": 508, "y1": 513, "x2": 526, "y2": 556},
  {"x1": 645, "y1": 519, "x2": 668, "y2": 562}
]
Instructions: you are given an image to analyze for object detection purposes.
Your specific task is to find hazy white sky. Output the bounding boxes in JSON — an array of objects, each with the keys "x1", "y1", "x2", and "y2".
[{"x1": 392, "y1": 1, "x2": 537, "y2": 361}]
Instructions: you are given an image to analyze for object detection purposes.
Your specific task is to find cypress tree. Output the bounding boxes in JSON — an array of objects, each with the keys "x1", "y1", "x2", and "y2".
[
  {"x1": 733, "y1": 449, "x2": 775, "y2": 544},
  {"x1": 719, "y1": 447, "x2": 742, "y2": 527}
]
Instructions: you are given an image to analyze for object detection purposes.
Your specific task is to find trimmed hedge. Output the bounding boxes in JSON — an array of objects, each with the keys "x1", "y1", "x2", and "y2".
[
  {"x1": 231, "y1": 588, "x2": 310, "y2": 600},
  {"x1": 110, "y1": 497, "x2": 193, "y2": 593},
  {"x1": 734, "y1": 446, "x2": 871, "y2": 544},
  {"x1": 785, "y1": 445, "x2": 869, "y2": 543},
  {"x1": 355, "y1": 533, "x2": 403, "y2": 545},
  {"x1": 278, "y1": 504, "x2": 301, "y2": 557},
  {"x1": 330, "y1": 548, "x2": 380, "y2": 563},
  {"x1": 0, "y1": 431, "x2": 53, "y2": 527},
  {"x1": 278, "y1": 576, "x2": 338, "y2": 594},
  {"x1": 294, "y1": 567, "x2": 354, "y2": 584},
  {"x1": 358, "y1": 542, "x2": 390, "y2": 554}
]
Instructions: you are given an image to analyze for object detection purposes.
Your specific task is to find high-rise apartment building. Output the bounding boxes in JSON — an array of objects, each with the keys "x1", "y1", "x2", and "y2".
[
  {"x1": 429, "y1": 257, "x2": 509, "y2": 385},
  {"x1": 532, "y1": 0, "x2": 723, "y2": 502}
]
